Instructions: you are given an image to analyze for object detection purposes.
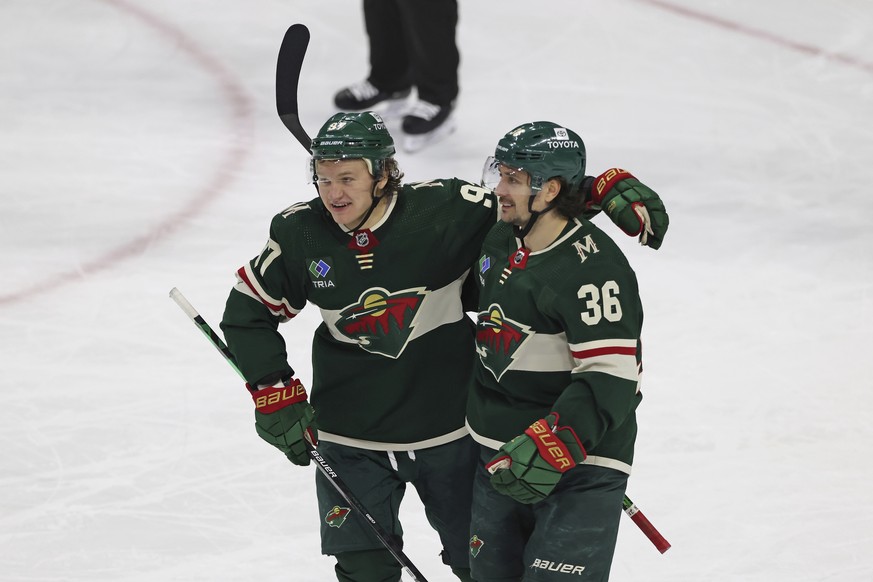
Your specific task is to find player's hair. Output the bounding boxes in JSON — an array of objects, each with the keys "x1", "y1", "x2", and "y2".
[
  {"x1": 552, "y1": 177, "x2": 587, "y2": 219},
  {"x1": 381, "y1": 158, "x2": 404, "y2": 199}
]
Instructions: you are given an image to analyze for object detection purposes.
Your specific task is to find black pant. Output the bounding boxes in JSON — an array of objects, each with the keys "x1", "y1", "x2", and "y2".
[
  {"x1": 470, "y1": 447, "x2": 629, "y2": 581},
  {"x1": 363, "y1": 0, "x2": 459, "y2": 106},
  {"x1": 315, "y1": 437, "x2": 478, "y2": 574}
]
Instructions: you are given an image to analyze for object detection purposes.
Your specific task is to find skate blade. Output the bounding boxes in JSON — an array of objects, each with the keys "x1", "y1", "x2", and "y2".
[{"x1": 402, "y1": 116, "x2": 457, "y2": 153}]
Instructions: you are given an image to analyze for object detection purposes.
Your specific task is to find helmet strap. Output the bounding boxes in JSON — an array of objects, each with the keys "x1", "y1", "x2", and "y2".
[
  {"x1": 346, "y1": 179, "x2": 384, "y2": 233},
  {"x1": 513, "y1": 196, "x2": 557, "y2": 247}
]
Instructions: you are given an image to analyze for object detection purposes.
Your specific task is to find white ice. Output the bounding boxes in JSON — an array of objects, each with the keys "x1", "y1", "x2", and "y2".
[{"x1": 2, "y1": 0, "x2": 872, "y2": 580}]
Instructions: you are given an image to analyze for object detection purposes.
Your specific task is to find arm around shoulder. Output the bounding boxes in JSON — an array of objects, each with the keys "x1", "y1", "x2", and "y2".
[{"x1": 584, "y1": 169, "x2": 669, "y2": 249}]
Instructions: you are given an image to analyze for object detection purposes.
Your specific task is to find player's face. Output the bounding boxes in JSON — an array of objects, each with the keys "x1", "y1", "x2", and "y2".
[
  {"x1": 315, "y1": 159, "x2": 386, "y2": 230},
  {"x1": 493, "y1": 165, "x2": 537, "y2": 226}
]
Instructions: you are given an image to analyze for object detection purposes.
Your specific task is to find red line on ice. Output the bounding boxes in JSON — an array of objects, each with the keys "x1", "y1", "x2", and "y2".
[
  {"x1": 0, "y1": 0, "x2": 255, "y2": 306},
  {"x1": 632, "y1": 0, "x2": 873, "y2": 75}
]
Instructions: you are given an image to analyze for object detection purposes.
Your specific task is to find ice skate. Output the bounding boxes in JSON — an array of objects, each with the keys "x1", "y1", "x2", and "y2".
[
  {"x1": 333, "y1": 80, "x2": 411, "y2": 120},
  {"x1": 402, "y1": 100, "x2": 456, "y2": 152}
]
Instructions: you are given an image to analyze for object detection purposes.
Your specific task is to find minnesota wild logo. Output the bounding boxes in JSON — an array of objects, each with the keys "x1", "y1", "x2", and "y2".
[
  {"x1": 475, "y1": 303, "x2": 532, "y2": 380},
  {"x1": 325, "y1": 506, "x2": 351, "y2": 528},
  {"x1": 338, "y1": 287, "x2": 427, "y2": 358},
  {"x1": 469, "y1": 535, "x2": 485, "y2": 558}
]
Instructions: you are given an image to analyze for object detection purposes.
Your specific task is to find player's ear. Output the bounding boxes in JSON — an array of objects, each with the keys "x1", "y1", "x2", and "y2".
[
  {"x1": 376, "y1": 170, "x2": 389, "y2": 191},
  {"x1": 542, "y1": 178, "x2": 561, "y2": 203}
]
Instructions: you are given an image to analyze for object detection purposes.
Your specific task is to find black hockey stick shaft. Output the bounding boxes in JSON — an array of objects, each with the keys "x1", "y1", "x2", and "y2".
[
  {"x1": 276, "y1": 24, "x2": 312, "y2": 150},
  {"x1": 169, "y1": 288, "x2": 429, "y2": 581}
]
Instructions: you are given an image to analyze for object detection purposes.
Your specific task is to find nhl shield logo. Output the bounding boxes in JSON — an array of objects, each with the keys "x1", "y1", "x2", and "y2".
[
  {"x1": 325, "y1": 506, "x2": 351, "y2": 528},
  {"x1": 510, "y1": 247, "x2": 530, "y2": 270},
  {"x1": 475, "y1": 303, "x2": 532, "y2": 380},
  {"x1": 347, "y1": 229, "x2": 380, "y2": 253}
]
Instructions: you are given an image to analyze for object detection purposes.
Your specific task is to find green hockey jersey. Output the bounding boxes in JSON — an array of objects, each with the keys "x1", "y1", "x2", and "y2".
[
  {"x1": 221, "y1": 178, "x2": 496, "y2": 449},
  {"x1": 466, "y1": 217, "x2": 643, "y2": 474}
]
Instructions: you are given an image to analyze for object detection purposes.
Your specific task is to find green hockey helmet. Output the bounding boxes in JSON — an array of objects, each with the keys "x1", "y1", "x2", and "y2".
[
  {"x1": 310, "y1": 111, "x2": 395, "y2": 179},
  {"x1": 483, "y1": 121, "x2": 586, "y2": 194}
]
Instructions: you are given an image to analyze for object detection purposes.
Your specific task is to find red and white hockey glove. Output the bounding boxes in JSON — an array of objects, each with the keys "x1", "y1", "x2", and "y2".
[
  {"x1": 485, "y1": 413, "x2": 586, "y2": 504},
  {"x1": 587, "y1": 168, "x2": 669, "y2": 250},
  {"x1": 248, "y1": 376, "x2": 317, "y2": 466}
]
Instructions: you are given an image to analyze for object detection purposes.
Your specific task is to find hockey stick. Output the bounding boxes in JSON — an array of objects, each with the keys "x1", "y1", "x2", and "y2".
[
  {"x1": 273, "y1": 21, "x2": 669, "y2": 558},
  {"x1": 276, "y1": 24, "x2": 312, "y2": 150},
  {"x1": 169, "y1": 288, "x2": 430, "y2": 582}
]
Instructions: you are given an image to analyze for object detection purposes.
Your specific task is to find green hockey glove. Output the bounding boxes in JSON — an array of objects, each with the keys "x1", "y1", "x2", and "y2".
[
  {"x1": 587, "y1": 168, "x2": 669, "y2": 250},
  {"x1": 248, "y1": 376, "x2": 317, "y2": 466},
  {"x1": 485, "y1": 413, "x2": 586, "y2": 504}
]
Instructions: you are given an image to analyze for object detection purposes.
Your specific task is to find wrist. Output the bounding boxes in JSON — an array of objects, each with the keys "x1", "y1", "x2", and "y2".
[
  {"x1": 524, "y1": 413, "x2": 586, "y2": 472},
  {"x1": 251, "y1": 378, "x2": 308, "y2": 413}
]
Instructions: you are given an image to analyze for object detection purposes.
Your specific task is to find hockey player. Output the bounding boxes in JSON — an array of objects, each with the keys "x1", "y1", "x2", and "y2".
[
  {"x1": 219, "y1": 112, "x2": 666, "y2": 582},
  {"x1": 467, "y1": 122, "x2": 651, "y2": 581}
]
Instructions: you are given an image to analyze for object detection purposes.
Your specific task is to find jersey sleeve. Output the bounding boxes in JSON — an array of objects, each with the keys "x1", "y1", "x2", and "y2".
[
  {"x1": 220, "y1": 211, "x2": 309, "y2": 385},
  {"x1": 450, "y1": 177, "x2": 497, "y2": 311},
  {"x1": 547, "y1": 251, "x2": 643, "y2": 453},
  {"x1": 579, "y1": 175, "x2": 602, "y2": 220}
]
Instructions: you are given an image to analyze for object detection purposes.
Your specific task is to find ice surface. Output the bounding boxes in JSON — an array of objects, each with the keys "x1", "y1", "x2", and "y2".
[{"x1": 2, "y1": 0, "x2": 871, "y2": 580}]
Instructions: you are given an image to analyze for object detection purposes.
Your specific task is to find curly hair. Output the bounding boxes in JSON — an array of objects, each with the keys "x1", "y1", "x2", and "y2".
[
  {"x1": 379, "y1": 158, "x2": 404, "y2": 199},
  {"x1": 550, "y1": 177, "x2": 587, "y2": 219}
]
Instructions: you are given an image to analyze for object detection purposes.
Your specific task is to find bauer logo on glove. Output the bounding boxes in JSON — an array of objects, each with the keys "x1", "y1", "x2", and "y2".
[
  {"x1": 594, "y1": 168, "x2": 633, "y2": 200},
  {"x1": 587, "y1": 168, "x2": 669, "y2": 250},
  {"x1": 251, "y1": 379, "x2": 308, "y2": 413},
  {"x1": 248, "y1": 376, "x2": 318, "y2": 466},
  {"x1": 525, "y1": 418, "x2": 577, "y2": 472},
  {"x1": 485, "y1": 413, "x2": 587, "y2": 504}
]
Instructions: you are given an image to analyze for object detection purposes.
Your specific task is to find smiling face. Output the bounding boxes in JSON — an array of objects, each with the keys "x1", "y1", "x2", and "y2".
[
  {"x1": 492, "y1": 164, "x2": 559, "y2": 227},
  {"x1": 314, "y1": 159, "x2": 388, "y2": 230},
  {"x1": 493, "y1": 164, "x2": 534, "y2": 226}
]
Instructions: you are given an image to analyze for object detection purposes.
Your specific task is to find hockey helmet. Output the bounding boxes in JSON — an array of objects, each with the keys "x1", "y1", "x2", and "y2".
[
  {"x1": 310, "y1": 111, "x2": 395, "y2": 179},
  {"x1": 483, "y1": 121, "x2": 586, "y2": 194}
]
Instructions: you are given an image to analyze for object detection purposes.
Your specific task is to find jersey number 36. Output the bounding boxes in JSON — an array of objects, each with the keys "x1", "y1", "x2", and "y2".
[{"x1": 578, "y1": 281, "x2": 622, "y2": 325}]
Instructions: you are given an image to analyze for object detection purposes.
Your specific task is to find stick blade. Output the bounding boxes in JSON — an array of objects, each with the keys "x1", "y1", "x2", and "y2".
[{"x1": 276, "y1": 23, "x2": 312, "y2": 149}]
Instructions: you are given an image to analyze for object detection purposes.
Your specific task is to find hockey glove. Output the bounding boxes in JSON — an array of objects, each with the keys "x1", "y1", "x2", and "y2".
[
  {"x1": 485, "y1": 413, "x2": 586, "y2": 504},
  {"x1": 587, "y1": 168, "x2": 669, "y2": 250},
  {"x1": 249, "y1": 376, "x2": 317, "y2": 466}
]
